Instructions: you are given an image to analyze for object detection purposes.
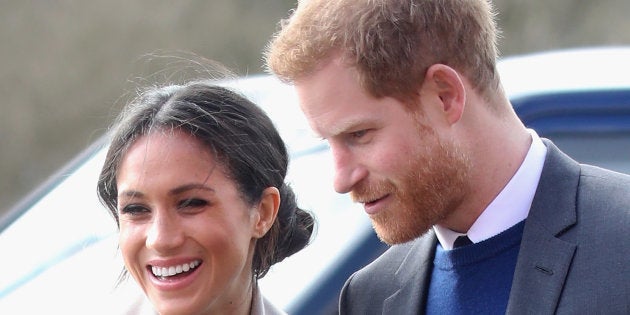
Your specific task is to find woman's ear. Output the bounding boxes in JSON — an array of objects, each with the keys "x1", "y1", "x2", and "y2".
[
  {"x1": 422, "y1": 64, "x2": 466, "y2": 125},
  {"x1": 252, "y1": 187, "x2": 280, "y2": 238}
]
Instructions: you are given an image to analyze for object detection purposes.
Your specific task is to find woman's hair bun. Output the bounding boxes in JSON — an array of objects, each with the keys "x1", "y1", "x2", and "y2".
[{"x1": 273, "y1": 183, "x2": 315, "y2": 262}]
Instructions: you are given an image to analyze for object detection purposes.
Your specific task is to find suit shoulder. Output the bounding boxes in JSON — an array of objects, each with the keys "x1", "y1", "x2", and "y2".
[
  {"x1": 339, "y1": 232, "x2": 436, "y2": 314},
  {"x1": 580, "y1": 164, "x2": 630, "y2": 186},
  {"x1": 343, "y1": 241, "x2": 412, "y2": 290},
  {"x1": 339, "y1": 241, "x2": 416, "y2": 314},
  {"x1": 578, "y1": 165, "x2": 630, "y2": 212}
]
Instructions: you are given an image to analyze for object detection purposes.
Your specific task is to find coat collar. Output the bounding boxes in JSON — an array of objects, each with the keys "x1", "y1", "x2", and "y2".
[{"x1": 506, "y1": 139, "x2": 579, "y2": 314}]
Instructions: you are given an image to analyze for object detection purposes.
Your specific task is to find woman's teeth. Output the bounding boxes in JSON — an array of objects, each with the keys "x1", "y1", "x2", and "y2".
[{"x1": 151, "y1": 260, "x2": 200, "y2": 278}]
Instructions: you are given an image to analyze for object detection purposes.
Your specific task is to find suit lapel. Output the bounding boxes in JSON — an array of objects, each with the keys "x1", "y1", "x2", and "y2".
[
  {"x1": 507, "y1": 140, "x2": 579, "y2": 314},
  {"x1": 383, "y1": 230, "x2": 437, "y2": 314}
]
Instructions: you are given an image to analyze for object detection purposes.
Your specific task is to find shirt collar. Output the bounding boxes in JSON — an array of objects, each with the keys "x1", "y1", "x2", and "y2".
[{"x1": 434, "y1": 129, "x2": 547, "y2": 250}]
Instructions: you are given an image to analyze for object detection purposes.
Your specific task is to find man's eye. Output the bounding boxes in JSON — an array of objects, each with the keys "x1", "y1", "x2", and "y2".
[{"x1": 351, "y1": 130, "x2": 368, "y2": 138}]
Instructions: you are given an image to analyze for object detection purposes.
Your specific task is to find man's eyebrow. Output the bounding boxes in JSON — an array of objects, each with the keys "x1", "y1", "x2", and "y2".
[{"x1": 329, "y1": 118, "x2": 373, "y2": 137}]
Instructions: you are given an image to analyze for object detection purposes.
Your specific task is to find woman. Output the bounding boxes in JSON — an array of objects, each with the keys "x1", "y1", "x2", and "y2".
[{"x1": 97, "y1": 79, "x2": 314, "y2": 314}]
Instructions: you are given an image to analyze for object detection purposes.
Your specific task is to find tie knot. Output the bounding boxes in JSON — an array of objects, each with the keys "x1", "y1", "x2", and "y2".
[{"x1": 453, "y1": 235, "x2": 473, "y2": 248}]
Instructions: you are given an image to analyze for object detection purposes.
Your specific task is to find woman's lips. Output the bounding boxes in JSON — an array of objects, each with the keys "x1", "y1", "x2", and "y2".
[{"x1": 146, "y1": 259, "x2": 203, "y2": 290}]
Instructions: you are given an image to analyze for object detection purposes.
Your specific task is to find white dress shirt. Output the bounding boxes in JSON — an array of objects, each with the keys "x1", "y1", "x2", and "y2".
[{"x1": 434, "y1": 129, "x2": 548, "y2": 250}]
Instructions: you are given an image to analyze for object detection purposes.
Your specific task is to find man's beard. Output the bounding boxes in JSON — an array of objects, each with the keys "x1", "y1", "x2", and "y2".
[{"x1": 351, "y1": 126, "x2": 471, "y2": 245}]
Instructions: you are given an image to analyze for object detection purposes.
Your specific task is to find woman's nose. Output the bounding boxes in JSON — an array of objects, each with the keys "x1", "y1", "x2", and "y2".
[{"x1": 145, "y1": 211, "x2": 185, "y2": 253}]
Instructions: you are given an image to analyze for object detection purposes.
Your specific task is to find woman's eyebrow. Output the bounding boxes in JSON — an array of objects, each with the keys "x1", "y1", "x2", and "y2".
[
  {"x1": 118, "y1": 190, "x2": 145, "y2": 199},
  {"x1": 170, "y1": 183, "x2": 215, "y2": 196},
  {"x1": 117, "y1": 184, "x2": 215, "y2": 200}
]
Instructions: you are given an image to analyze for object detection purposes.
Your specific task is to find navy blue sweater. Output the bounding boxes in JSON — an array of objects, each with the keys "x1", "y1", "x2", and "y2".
[{"x1": 426, "y1": 221, "x2": 525, "y2": 314}]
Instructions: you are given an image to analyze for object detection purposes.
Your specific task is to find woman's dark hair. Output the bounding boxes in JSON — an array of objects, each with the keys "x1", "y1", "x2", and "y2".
[{"x1": 97, "y1": 80, "x2": 314, "y2": 279}]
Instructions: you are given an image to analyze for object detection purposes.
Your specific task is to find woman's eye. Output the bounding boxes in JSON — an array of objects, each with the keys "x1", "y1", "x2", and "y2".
[
  {"x1": 179, "y1": 198, "x2": 208, "y2": 209},
  {"x1": 120, "y1": 204, "x2": 149, "y2": 215}
]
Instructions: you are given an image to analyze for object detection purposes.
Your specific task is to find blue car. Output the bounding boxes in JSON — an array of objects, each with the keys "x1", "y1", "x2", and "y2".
[{"x1": 1, "y1": 47, "x2": 629, "y2": 314}]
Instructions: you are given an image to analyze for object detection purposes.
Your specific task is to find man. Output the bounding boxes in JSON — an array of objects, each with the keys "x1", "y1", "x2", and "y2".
[{"x1": 265, "y1": 0, "x2": 629, "y2": 314}]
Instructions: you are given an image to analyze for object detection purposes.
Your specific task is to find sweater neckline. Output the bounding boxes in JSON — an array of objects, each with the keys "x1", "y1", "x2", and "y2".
[{"x1": 433, "y1": 220, "x2": 525, "y2": 269}]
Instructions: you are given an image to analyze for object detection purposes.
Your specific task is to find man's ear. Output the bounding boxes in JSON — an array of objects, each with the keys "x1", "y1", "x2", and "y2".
[
  {"x1": 423, "y1": 64, "x2": 466, "y2": 125},
  {"x1": 252, "y1": 187, "x2": 280, "y2": 238}
]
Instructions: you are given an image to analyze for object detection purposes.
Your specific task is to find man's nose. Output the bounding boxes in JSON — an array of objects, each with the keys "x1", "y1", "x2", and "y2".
[{"x1": 331, "y1": 145, "x2": 368, "y2": 194}]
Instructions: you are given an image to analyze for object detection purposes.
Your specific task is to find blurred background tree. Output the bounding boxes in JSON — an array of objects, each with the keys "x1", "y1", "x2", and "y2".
[{"x1": 1, "y1": 0, "x2": 630, "y2": 217}]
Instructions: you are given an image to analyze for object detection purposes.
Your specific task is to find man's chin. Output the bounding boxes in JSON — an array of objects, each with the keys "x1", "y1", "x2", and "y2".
[{"x1": 371, "y1": 219, "x2": 432, "y2": 245}]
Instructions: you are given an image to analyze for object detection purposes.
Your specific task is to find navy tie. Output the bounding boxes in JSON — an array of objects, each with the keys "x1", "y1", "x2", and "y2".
[{"x1": 453, "y1": 235, "x2": 473, "y2": 248}]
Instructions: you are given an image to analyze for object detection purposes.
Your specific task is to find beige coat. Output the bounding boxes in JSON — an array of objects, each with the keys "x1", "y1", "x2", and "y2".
[
  {"x1": 116, "y1": 282, "x2": 286, "y2": 315},
  {"x1": 251, "y1": 284, "x2": 287, "y2": 315}
]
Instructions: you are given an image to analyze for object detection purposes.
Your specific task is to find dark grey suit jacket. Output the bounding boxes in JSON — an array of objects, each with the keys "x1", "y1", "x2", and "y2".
[{"x1": 339, "y1": 140, "x2": 630, "y2": 314}]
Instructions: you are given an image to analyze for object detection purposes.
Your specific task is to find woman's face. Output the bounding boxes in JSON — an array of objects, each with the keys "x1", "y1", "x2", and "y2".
[{"x1": 116, "y1": 130, "x2": 261, "y2": 315}]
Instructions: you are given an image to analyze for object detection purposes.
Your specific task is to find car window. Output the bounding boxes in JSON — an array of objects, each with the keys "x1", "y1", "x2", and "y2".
[{"x1": 547, "y1": 132, "x2": 630, "y2": 174}]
